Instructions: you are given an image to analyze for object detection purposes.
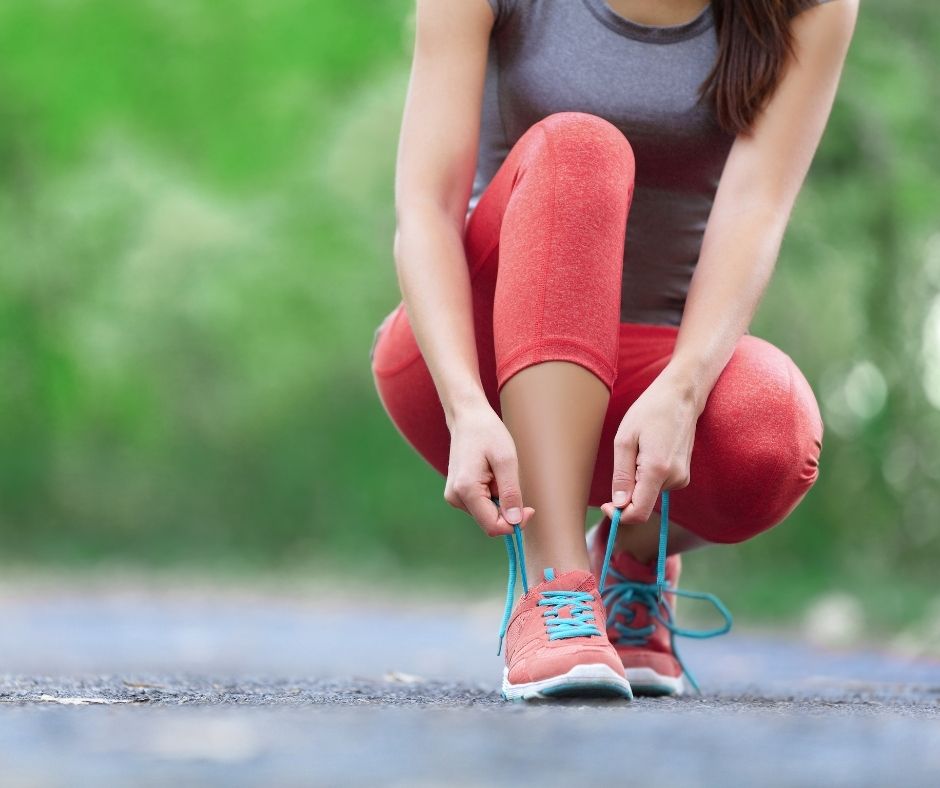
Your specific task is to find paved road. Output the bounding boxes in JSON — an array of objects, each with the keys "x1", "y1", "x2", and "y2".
[{"x1": 0, "y1": 576, "x2": 938, "y2": 786}]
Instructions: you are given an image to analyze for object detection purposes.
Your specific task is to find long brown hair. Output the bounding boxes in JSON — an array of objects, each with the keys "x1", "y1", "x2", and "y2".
[{"x1": 699, "y1": 0, "x2": 820, "y2": 135}]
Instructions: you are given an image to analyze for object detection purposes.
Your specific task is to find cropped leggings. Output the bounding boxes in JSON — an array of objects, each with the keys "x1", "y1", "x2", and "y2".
[{"x1": 370, "y1": 111, "x2": 824, "y2": 545}]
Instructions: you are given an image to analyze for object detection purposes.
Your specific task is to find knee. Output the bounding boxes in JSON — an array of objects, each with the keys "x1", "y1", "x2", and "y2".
[
  {"x1": 694, "y1": 344, "x2": 824, "y2": 543},
  {"x1": 537, "y1": 111, "x2": 634, "y2": 155},
  {"x1": 728, "y1": 417, "x2": 822, "y2": 536},
  {"x1": 531, "y1": 111, "x2": 635, "y2": 194}
]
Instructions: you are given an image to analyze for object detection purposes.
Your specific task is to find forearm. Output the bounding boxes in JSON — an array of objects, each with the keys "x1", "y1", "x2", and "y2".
[
  {"x1": 394, "y1": 203, "x2": 489, "y2": 429},
  {"x1": 665, "y1": 203, "x2": 789, "y2": 416}
]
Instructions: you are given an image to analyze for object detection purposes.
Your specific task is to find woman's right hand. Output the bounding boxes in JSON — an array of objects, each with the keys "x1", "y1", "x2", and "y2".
[{"x1": 443, "y1": 404, "x2": 535, "y2": 537}]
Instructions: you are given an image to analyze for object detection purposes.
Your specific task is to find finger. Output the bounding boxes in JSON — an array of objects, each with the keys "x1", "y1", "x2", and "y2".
[
  {"x1": 514, "y1": 506, "x2": 535, "y2": 530},
  {"x1": 482, "y1": 502, "x2": 535, "y2": 536},
  {"x1": 600, "y1": 502, "x2": 618, "y2": 520},
  {"x1": 465, "y1": 485, "x2": 512, "y2": 537},
  {"x1": 619, "y1": 458, "x2": 665, "y2": 525},
  {"x1": 487, "y1": 504, "x2": 535, "y2": 534},
  {"x1": 489, "y1": 450, "x2": 525, "y2": 526},
  {"x1": 444, "y1": 482, "x2": 469, "y2": 514},
  {"x1": 611, "y1": 432, "x2": 638, "y2": 508}
]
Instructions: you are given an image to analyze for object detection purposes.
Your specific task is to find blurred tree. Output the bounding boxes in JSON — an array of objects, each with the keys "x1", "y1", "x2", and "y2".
[{"x1": 0, "y1": 0, "x2": 936, "y2": 630}]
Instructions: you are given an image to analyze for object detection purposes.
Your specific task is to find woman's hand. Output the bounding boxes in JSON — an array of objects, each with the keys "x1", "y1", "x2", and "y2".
[
  {"x1": 601, "y1": 365, "x2": 701, "y2": 526},
  {"x1": 443, "y1": 404, "x2": 535, "y2": 537}
]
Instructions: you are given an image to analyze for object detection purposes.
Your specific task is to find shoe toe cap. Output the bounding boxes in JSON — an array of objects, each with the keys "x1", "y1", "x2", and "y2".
[{"x1": 509, "y1": 640, "x2": 624, "y2": 684}]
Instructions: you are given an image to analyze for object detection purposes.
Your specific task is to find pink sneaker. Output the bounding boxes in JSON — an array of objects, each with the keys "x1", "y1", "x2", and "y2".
[
  {"x1": 500, "y1": 567, "x2": 633, "y2": 701},
  {"x1": 587, "y1": 507, "x2": 732, "y2": 696}
]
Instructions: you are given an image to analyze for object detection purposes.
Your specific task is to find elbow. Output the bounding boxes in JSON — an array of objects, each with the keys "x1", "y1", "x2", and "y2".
[
  {"x1": 393, "y1": 214, "x2": 416, "y2": 274},
  {"x1": 393, "y1": 198, "x2": 464, "y2": 267},
  {"x1": 392, "y1": 225, "x2": 404, "y2": 268},
  {"x1": 728, "y1": 190, "x2": 793, "y2": 237},
  {"x1": 391, "y1": 211, "x2": 422, "y2": 275},
  {"x1": 396, "y1": 179, "x2": 467, "y2": 236}
]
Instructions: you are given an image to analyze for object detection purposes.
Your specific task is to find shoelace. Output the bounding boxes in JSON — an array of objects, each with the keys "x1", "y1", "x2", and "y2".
[
  {"x1": 494, "y1": 497, "x2": 528, "y2": 655},
  {"x1": 492, "y1": 490, "x2": 732, "y2": 692},
  {"x1": 600, "y1": 564, "x2": 732, "y2": 693},
  {"x1": 539, "y1": 588, "x2": 602, "y2": 640}
]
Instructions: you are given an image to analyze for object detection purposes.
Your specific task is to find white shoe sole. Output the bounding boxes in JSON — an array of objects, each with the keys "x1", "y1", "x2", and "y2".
[
  {"x1": 625, "y1": 667, "x2": 685, "y2": 696},
  {"x1": 501, "y1": 663, "x2": 634, "y2": 701}
]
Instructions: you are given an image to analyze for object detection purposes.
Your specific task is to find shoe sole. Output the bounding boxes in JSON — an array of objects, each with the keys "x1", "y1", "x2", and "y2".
[
  {"x1": 625, "y1": 667, "x2": 685, "y2": 697},
  {"x1": 501, "y1": 663, "x2": 634, "y2": 701}
]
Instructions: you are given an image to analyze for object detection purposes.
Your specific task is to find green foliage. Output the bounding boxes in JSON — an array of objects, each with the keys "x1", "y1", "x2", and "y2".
[{"x1": 0, "y1": 1, "x2": 937, "y2": 629}]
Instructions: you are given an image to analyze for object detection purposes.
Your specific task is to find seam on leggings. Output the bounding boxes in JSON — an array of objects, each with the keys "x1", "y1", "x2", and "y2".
[
  {"x1": 498, "y1": 352, "x2": 614, "y2": 397},
  {"x1": 535, "y1": 122, "x2": 557, "y2": 372},
  {"x1": 780, "y1": 349, "x2": 798, "y2": 478},
  {"x1": 496, "y1": 335, "x2": 617, "y2": 384},
  {"x1": 469, "y1": 240, "x2": 500, "y2": 282},
  {"x1": 783, "y1": 352, "x2": 803, "y2": 472},
  {"x1": 372, "y1": 352, "x2": 428, "y2": 379},
  {"x1": 370, "y1": 306, "x2": 425, "y2": 378}
]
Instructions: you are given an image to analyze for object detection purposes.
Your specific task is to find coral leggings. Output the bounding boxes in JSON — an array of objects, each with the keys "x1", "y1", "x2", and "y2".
[{"x1": 371, "y1": 111, "x2": 824, "y2": 545}]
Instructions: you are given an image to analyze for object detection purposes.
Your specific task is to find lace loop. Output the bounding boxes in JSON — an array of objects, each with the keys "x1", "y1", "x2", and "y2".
[
  {"x1": 598, "y1": 490, "x2": 733, "y2": 693},
  {"x1": 601, "y1": 565, "x2": 732, "y2": 693}
]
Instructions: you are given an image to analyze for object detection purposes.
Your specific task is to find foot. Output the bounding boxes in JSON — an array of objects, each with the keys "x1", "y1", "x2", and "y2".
[
  {"x1": 587, "y1": 516, "x2": 686, "y2": 696},
  {"x1": 501, "y1": 567, "x2": 633, "y2": 701}
]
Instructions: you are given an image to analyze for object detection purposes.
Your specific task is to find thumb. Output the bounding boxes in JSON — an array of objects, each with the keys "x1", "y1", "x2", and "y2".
[
  {"x1": 611, "y1": 433, "x2": 638, "y2": 508},
  {"x1": 490, "y1": 450, "x2": 525, "y2": 525}
]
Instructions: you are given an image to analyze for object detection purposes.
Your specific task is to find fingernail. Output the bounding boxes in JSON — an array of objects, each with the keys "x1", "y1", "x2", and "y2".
[
  {"x1": 613, "y1": 491, "x2": 627, "y2": 506},
  {"x1": 506, "y1": 507, "x2": 522, "y2": 523}
]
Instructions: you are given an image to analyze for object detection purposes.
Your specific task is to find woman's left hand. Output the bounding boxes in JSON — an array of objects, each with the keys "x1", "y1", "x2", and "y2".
[{"x1": 601, "y1": 365, "x2": 701, "y2": 526}]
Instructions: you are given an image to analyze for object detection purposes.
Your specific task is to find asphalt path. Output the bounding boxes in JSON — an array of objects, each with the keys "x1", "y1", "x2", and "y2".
[{"x1": 0, "y1": 576, "x2": 938, "y2": 786}]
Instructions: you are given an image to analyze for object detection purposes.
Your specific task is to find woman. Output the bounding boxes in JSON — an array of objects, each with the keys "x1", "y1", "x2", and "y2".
[{"x1": 370, "y1": 0, "x2": 858, "y2": 701}]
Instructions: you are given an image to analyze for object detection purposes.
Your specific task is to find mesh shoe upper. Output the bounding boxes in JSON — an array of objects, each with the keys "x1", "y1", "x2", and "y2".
[{"x1": 503, "y1": 568, "x2": 626, "y2": 685}]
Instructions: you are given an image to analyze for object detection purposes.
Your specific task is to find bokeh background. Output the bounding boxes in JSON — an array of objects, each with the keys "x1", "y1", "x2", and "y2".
[{"x1": 0, "y1": 1, "x2": 937, "y2": 642}]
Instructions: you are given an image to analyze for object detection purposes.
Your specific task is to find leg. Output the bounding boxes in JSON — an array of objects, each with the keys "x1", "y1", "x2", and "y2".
[
  {"x1": 500, "y1": 361, "x2": 609, "y2": 578},
  {"x1": 372, "y1": 111, "x2": 636, "y2": 586},
  {"x1": 494, "y1": 113, "x2": 636, "y2": 580}
]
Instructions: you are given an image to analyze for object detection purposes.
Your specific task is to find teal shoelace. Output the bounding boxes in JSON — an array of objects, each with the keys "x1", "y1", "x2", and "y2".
[
  {"x1": 539, "y1": 583, "x2": 603, "y2": 641},
  {"x1": 491, "y1": 491, "x2": 733, "y2": 692}
]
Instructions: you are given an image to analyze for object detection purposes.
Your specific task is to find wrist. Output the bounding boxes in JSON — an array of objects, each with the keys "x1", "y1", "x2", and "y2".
[
  {"x1": 662, "y1": 357, "x2": 711, "y2": 416},
  {"x1": 443, "y1": 388, "x2": 492, "y2": 431}
]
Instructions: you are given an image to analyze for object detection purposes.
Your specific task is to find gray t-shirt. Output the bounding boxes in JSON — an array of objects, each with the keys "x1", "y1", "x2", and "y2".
[{"x1": 472, "y1": 0, "x2": 831, "y2": 325}]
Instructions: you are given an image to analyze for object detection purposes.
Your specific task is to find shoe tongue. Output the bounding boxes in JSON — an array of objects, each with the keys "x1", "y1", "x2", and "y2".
[
  {"x1": 610, "y1": 550, "x2": 658, "y2": 584},
  {"x1": 537, "y1": 567, "x2": 597, "y2": 594}
]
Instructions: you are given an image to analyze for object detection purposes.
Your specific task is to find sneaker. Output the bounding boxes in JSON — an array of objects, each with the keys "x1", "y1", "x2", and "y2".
[
  {"x1": 586, "y1": 504, "x2": 732, "y2": 696},
  {"x1": 587, "y1": 517, "x2": 684, "y2": 694},
  {"x1": 500, "y1": 567, "x2": 633, "y2": 701}
]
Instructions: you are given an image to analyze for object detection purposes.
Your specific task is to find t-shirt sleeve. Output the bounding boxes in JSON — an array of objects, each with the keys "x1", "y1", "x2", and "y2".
[{"x1": 485, "y1": 0, "x2": 519, "y2": 29}]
